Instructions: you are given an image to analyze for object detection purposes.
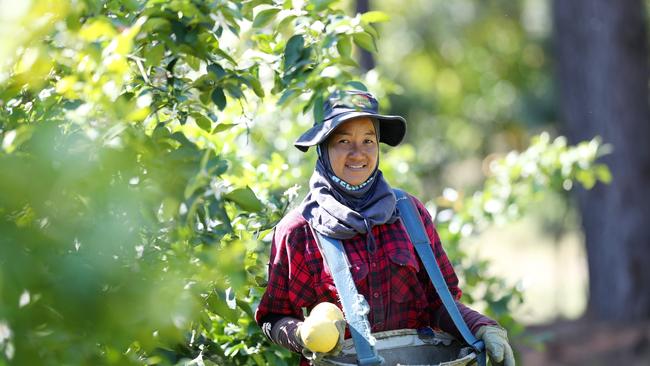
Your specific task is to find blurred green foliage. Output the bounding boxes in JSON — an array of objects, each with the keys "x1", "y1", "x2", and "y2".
[
  {"x1": 373, "y1": 0, "x2": 555, "y2": 193},
  {"x1": 0, "y1": 0, "x2": 609, "y2": 365}
]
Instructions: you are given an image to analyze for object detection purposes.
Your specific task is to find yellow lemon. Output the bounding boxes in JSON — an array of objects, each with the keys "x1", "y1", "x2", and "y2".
[
  {"x1": 300, "y1": 317, "x2": 339, "y2": 353},
  {"x1": 310, "y1": 302, "x2": 344, "y2": 322}
]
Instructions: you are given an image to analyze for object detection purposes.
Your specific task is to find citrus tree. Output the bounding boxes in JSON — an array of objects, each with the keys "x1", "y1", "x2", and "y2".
[
  {"x1": 0, "y1": 0, "x2": 609, "y2": 365},
  {"x1": 0, "y1": 1, "x2": 387, "y2": 364}
]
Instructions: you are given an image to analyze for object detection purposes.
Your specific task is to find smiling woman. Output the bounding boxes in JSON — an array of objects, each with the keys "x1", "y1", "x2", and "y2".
[{"x1": 255, "y1": 89, "x2": 515, "y2": 366}]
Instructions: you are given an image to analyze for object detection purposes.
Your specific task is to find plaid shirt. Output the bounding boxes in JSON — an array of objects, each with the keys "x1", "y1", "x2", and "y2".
[{"x1": 255, "y1": 194, "x2": 461, "y2": 334}]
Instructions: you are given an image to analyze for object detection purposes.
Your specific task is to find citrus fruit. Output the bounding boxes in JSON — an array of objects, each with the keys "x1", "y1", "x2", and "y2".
[
  {"x1": 300, "y1": 316, "x2": 339, "y2": 353},
  {"x1": 310, "y1": 301, "x2": 344, "y2": 322}
]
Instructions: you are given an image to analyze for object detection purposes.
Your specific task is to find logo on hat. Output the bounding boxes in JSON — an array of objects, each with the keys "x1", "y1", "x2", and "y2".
[{"x1": 329, "y1": 91, "x2": 375, "y2": 112}]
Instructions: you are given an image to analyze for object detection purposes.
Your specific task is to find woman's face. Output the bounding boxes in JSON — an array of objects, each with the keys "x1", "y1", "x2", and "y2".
[{"x1": 326, "y1": 117, "x2": 378, "y2": 186}]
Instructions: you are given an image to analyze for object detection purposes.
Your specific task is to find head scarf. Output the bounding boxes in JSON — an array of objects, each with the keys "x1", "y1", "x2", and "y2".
[{"x1": 299, "y1": 120, "x2": 398, "y2": 240}]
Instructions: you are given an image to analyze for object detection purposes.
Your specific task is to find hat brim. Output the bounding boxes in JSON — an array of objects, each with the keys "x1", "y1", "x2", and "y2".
[{"x1": 294, "y1": 111, "x2": 406, "y2": 152}]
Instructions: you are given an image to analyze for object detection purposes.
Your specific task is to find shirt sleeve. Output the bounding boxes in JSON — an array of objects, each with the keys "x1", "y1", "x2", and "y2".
[
  {"x1": 436, "y1": 301, "x2": 498, "y2": 337},
  {"x1": 255, "y1": 214, "x2": 317, "y2": 328},
  {"x1": 255, "y1": 228, "x2": 300, "y2": 327}
]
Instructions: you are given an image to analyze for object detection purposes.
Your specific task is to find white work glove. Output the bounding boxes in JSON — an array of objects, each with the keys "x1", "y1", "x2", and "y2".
[{"x1": 476, "y1": 326, "x2": 515, "y2": 366}]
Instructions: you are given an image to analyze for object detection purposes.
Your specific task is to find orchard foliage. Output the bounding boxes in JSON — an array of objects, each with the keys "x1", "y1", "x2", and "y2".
[
  {"x1": 0, "y1": 1, "x2": 387, "y2": 365},
  {"x1": 432, "y1": 133, "x2": 611, "y2": 333},
  {"x1": 0, "y1": 0, "x2": 609, "y2": 365}
]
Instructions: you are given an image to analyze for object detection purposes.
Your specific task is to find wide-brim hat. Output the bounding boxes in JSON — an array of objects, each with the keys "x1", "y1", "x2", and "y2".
[{"x1": 294, "y1": 90, "x2": 406, "y2": 152}]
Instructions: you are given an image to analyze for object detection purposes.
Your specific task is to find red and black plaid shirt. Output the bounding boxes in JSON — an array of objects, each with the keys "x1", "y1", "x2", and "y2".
[{"x1": 255, "y1": 194, "x2": 461, "y2": 333}]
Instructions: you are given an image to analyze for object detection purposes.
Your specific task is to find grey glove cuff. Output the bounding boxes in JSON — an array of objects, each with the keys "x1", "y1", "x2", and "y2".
[{"x1": 476, "y1": 325, "x2": 508, "y2": 339}]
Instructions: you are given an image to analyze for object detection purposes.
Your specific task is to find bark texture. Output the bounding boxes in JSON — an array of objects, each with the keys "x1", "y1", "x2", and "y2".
[
  {"x1": 552, "y1": 0, "x2": 650, "y2": 321},
  {"x1": 355, "y1": 0, "x2": 375, "y2": 71}
]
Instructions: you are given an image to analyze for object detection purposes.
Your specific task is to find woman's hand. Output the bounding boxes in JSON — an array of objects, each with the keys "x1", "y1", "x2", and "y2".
[{"x1": 476, "y1": 325, "x2": 515, "y2": 366}]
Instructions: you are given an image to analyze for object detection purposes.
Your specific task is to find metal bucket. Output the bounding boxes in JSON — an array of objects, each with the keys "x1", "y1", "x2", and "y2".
[{"x1": 315, "y1": 329, "x2": 477, "y2": 366}]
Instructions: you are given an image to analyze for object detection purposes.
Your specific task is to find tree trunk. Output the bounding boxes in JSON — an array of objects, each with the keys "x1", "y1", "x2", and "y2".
[
  {"x1": 355, "y1": 0, "x2": 375, "y2": 71},
  {"x1": 552, "y1": 0, "x2": 650, "y2": 321}
]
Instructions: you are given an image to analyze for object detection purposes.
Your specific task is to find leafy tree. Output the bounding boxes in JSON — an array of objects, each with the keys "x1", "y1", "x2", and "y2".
[
  {"x1": 0, "y1": 1, "x2": 385, "y2": 364},
  {"x1": 371, "y1": 0, "x2": 556, "y2": 194}
]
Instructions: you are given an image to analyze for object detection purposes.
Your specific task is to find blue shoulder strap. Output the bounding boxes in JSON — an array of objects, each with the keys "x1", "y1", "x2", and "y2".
[
  {"x1": 393, "y1": 188, "x2": 487, "y2": 366},
  {"x1": 313, "y1": 231, "x2": 384, "y2": 366}
]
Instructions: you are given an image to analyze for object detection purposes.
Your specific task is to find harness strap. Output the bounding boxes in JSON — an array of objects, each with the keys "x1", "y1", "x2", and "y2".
[
  {"x1": 393, "y1": 188, "x2": 487, "y2": 366},
  {"x1": 314, "y1": 231, "x2": 384, "y2": 366}
]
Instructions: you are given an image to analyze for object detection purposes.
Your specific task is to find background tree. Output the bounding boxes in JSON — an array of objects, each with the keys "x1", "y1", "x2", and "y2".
[
  {"x1": 553, "y1": 0, "x2": 650, "y2": 321},
  {"x1": 354, "y1": 0, "x2": 374, "y2": 70}
]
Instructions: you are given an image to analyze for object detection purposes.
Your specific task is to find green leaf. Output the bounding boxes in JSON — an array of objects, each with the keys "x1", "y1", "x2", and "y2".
[
  {"x1": 143, "y1": 17, "x2": 171, "y2": 33},
  {"x1": 236, "y1": 299, "x2": 255, "y2": 319},
  {"x1": 191, "y1": 112, "x2": 212, "y2": 131},
  {"x1": 277, "y1": 14, "x2": 297, "y2": 32},
  {"x1": 199, "y1": 90, "x2": 211, "y2": 105},
  {"x1": 245, "y1": 75, "x2": 265, "y2": 97},
  {"x1": 252, "y1": 79, "x2": 265, "y2": 97},
  {"x1": 242, "y1": 66, "x2": 265, "y2": 97},
  {"x1": 283, "y1": 35, "x2": 304, "y2": 72},
  {"x1": 595, "y1": 164, "x2": 612, "y2": 184},
  {"x1": 225, "y1": 84, "x2": 244, "y2": 99},
  {"x1": 339, "y1": 56, "x2": 359, "y2": 67},
  {"x1": 144, "y1": 42, "x2": 165, "y2": 67},
  {"x1": 353, "y1": 31, "x2": 377, "y2": 52},
  {"x1": 252, "y1": 8, "x2": 280, "y2": 28},
  {"x1": 361, "y1": 11, "x2": 391, "y2": 23},
  {"x1": 79, "y1": 18, "x2": 116, "y2": 41},
  {"x1": 160, "y1": 197, "x2": 180, "y2": 221},
  {"x1": 214, "y1": 48, "x2": 237, "y2": 65},
  {"x1": 345, "y1": 81, "x2": 367, "y2": 91},
  {"x1": 207, "y1": 63, "x2": 226, "y2": 79},
  {"x1": 312, "y1": 93, "x2": 324, "y2": 124},
  {"x1": 213, "y1": 123, "x2": 236, "y2": 133},
  {"x1": 336, "y1": 35, "x2": 352, "y2": 59},
  {"x1": 207, "y1": 291, "x2": 239, "y2": 323},
  {"x1": 211, "y1": 87, "x2": 227, "y2": 110},
  {"x1": 224, "y1": 187, "x2": 264, "y2": 212},
  {"x1": 207, "y1": 157, "x2": 228, "y2": 175},
  {"x1": 576, "y1": 170, "x2": 596, "y2": 189},
  {"x1": 310, "y1": 0, "x2": 337, "y2": 12},
  {"x1": 277, "y1": 89, "x2": 296, "y2": 105},
  {"x1": 184, "y1": 173, "x2": 209, "y2": 199},
  {"x1": 188, "y1": 54, "x2": 204, "y2": 70},
  {"x1": 193, "y1": 74, "x2": 217, "y2": 91},
  {"x1": 361, "y1": 23, "x2": 379, "y2": 39}
]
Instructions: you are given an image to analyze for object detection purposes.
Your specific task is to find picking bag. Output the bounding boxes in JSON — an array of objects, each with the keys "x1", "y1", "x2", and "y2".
[{"x1": 317, "y1": 329, "x2": 478, "y2": 366}]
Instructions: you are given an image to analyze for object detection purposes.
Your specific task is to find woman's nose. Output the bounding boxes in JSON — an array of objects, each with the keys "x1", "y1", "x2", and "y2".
[{"x1": 348, "y1": 143, "x2": 363, "y2": 156}]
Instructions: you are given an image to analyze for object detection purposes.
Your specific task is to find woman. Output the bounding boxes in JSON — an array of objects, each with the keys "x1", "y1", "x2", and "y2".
[{"x1": 255, "y1": 90, "x2": 514, "y2": 366}]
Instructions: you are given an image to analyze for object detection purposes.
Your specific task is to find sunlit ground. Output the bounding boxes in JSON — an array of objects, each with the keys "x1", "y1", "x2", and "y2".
[{"x1": 464, "y1": 216, "x2": 588, "y2": 325}]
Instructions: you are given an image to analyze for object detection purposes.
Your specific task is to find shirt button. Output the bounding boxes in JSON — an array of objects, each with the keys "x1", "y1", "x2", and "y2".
[
  {"x1": 373, "y1": 292, "x2": 379, "y2": 298},
  {"x1": 371, "y1": 262, "x2": 377, "y2": 268}
]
